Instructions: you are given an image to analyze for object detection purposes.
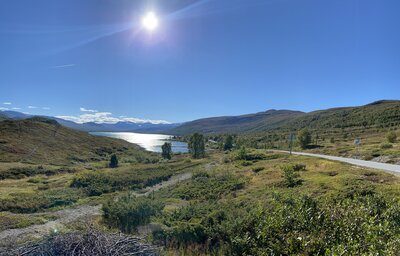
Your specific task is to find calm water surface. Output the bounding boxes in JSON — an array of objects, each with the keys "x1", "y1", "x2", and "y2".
[{"x1": 91, "y1": 132, "x2": 188, "y2": 153}]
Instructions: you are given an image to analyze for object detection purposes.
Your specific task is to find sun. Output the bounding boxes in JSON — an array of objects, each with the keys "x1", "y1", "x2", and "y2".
[{"x1": 141, "y1": 12, "x2": 159, "y2": 31}]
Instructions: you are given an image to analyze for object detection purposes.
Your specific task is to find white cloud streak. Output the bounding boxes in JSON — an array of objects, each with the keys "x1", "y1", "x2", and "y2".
[
  {"x1": 51, "y1": 64, "x2": 75, "y2": 69},
  {"x1": 3, "y1": 102, "x2": 11, "y2": 105},
  {"x1": 28, "y1": 106, "x2": 37, "y2": 109},
  {"x1": 80, "y1": 107, "x2": 98, "y2": 113},
  {"x1": 56, "y1": 112, "x2": 170, "y2": 125},
  {"x1": 42, "y1": 107, "x2": 50, "y2": 110}
]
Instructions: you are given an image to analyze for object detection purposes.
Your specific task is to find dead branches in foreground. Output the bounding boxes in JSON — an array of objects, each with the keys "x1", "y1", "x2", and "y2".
[{"x1": 1, "y1": 229, "x2": 158, "y2": 256}]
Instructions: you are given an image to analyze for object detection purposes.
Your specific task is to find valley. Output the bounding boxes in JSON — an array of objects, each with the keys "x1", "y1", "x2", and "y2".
[
  {"x1": 2, "y1": 1, "x2": 399, "y2": 254},
  {"x1": 0, "y1": 109, "x2": 399, "y2": 255}
]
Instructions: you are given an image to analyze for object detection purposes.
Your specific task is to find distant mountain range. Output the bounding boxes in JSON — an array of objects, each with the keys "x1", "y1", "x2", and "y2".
[
  {"x1": 0, "y1": 111, "x2": 180, "y2": 133},
  {"x1": 2, "y1": 100, "x2": 399, "y2": 135},
  {"x1": 169, "y1": 100, "x2": 400, "y2": 135}
]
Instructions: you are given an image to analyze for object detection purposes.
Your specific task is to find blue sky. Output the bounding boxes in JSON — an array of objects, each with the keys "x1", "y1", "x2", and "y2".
[{"x1": 0, "y1": 0, "x2": 399, "y2": 123}]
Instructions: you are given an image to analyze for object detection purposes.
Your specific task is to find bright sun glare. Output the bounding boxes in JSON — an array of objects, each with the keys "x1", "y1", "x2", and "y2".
[{"x1": 141, "y1": 12, "x2": 159, "y2": 31}]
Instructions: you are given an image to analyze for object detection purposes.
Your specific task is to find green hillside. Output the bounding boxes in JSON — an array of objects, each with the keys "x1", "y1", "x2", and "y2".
[
  {"x1": 283, "y1": 100, "x2": 400, "y2": 131},
  {"x1": 170, "y1": 110, "x2": 304, "y2": 135},
  {"x1": 171, "y1": 100, "x2": 400, "y2": 135},
  {"x1": 0, "y1": 113, "x2": 8, "y2": 121},
  {"x1": 0, "y1": 118, "x2": 149, "y2": 165}
]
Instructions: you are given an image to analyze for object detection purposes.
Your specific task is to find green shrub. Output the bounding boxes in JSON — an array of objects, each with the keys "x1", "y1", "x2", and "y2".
[
  {"x1": 297, "y1": 128, "x2": 312, "y2": 149},
  {"x1": 0, "y1": 189, "x2": 81, "y2": 213},
  {"x1": 239, "y1": 160, "x2": 252, "y2": 166},
  {"x1": 229, "y1": 194, "x2": 400, "y2": 255},
  {"x1": 166, "y1": 174, "x2": 246, "y2": 200},
  {"x1": 71, "y1": 171, "x2": 113, "y2": 196},
  {"x1": 157, "y1": 194, "x2": 400, "y2": 255},
  {"x1": 70, "y1": 164, "x2": 182, "y2": 196},
  {"x1": 193, "y1": 171, "x2": 210, "y2": 179},
  {"x1": 381, "y1": 143, "x2": 393, "y2": 149},
  {"x1": 387, "y1": 131, "x2": 397, "y2": 143},
  {"x1": 292, "y1": 164, "x2": 307, "y2": 171},
  {"x1": 281, "y1": 165, "x2": 300, "y2": 187},
  {"x1": 235, "y1": 148, "x2": 268, "y2": 162},
  {"x1": 0, "y1": 166, "x2": 76, "y2": 180},
  {"x1": 251, "y1": 167, "x2": 265, "y2": 173},
  {"x1": 236, "y1": 146, "x2": 248, "y2": 160},
  {"x1": 109, "y1": 154, "x2": 118, "y2": 168},
  {"x1": 103, "y1": 194, "x2": 164, "y2": 233}
]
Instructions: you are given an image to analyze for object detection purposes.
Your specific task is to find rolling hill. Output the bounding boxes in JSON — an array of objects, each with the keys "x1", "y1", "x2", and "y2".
[
  {"x1": 170, "y1": 110, "x2": 304, "y2": 135},
  {"x1": 0, "y1": 118, "x2": 149, "y2": 165},
  {"x1": 170, "y1": 100, "x2": 400, "y2": 135},
  {"x1": 0, "y1": 113, "x2": 8, "y2": 121}
]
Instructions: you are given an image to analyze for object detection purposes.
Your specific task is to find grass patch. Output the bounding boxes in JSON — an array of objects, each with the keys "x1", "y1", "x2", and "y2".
[
  {"x1": 0, "y1": 188, "x2": 83, "y2": 213},
  {"x1": 71, "y1": 161, "x2": 203, "y2": 196},
  {"x1": 0, "y1": 166, "x2": 77, "y2": 180}
]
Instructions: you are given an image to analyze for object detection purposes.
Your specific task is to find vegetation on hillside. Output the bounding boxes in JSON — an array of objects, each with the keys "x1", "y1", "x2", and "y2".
[
  {"x1": 0, "y1": 119, "x2": 152, "y2": 165},
  {"x1": 1, "y1": 114, "x2": 400, "y2": 255},
  {"x1": 103, "y1": 195, "x2": 164, "y2": 233},
  {"x1": 170, "y1": 100, "x2": 400, "y2": 135}
]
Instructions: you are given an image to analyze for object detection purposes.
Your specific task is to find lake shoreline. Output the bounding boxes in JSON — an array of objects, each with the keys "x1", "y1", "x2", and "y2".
[{"x1": 90, "y1": 132, "x2": 189, "y2": 153}]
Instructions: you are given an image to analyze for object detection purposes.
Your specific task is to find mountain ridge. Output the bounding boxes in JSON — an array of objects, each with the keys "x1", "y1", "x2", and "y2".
[
  {"x1": 2, "y1": 100, "x2": 399, "y2": 135},
  {"x1": 0, "y1": 111, "x2": 180, "y2": 133},
  {"x1": 169, "y1": 100, "x2": 400, "y2": 135}
]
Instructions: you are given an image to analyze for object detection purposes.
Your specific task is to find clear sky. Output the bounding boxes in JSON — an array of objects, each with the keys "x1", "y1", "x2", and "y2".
[{"x1": 0, "y1": 0, "x2": 399, "y2": 123}]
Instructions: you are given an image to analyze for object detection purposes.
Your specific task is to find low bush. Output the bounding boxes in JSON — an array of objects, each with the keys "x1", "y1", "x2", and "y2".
[
  {"x1": 251, "y1": 167, "x2": 265, "y2": 173},
  {"x1": 156, "y1": 194, "x2": 400, "y2": 255},
  {"x1": 0, "y1": 213, "x2": 48, "y2": 232},
  {"x1": 103, "y1": 195, "x2": 164, "y2": 233},
  {"x1": 229, "y1": 194, "x2": 400, "y2": 255},
  {"x1": 71, "y1": 171, "x2": 113, "y2": 196},
  {"x1": 0, "y1": 188, "x2": 81, "y2": 213},
  {"x1": 292, "y1": 163, "x2": 307, "y2": 171},
  {"x1": 192, "y1": 171, "x2": 210, "y2": 179},
  {"x1": 0, "y1": 166, "x2": 77, "y2": 180},
  {"x1": 71, "y1": 168, "x2": 175, "y2": 196},
  {"x1": 381, "y1": 143, "x2": 393, "y2": 149},
  {"x1": 238, "y1": 160, "x2": 252, "y2": 166},
  {"x1": 281, "y1": 165, "x2": 301, "y2": 187},
  {"x1": 235, "y1": 147, "x2": 269, "y2": 162},
  {"x1": 166, "y1": 173, "x2": 246, "y2": 201}
]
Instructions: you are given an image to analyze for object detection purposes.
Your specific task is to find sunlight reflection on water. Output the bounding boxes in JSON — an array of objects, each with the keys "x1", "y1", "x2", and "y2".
[{"x1": 91, "y1": 132, "x2": 188, "y2": 153}]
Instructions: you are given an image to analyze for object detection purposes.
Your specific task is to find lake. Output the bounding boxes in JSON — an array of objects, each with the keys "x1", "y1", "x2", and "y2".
[{"x1": 91, "y1": 132, "x2": 189, "y2": 153}]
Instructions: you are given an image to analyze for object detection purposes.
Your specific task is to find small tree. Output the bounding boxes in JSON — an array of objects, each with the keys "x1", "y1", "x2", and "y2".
[
  {"x1": 161, "y1": 142, "x2": 172, "y2": 160},
  {"x1": 387, "y1": 131, "x2": 397, "y2": 143},
  {"x1": 330, "y1": 137, "x2": 335, "y2": 144},
  {"x1": 315, "y1": 134, "x2": 320, "y2": 145},
  {"x1": 237, "y1": 146, "x2": 248, "y2": 160},
  {"x1": 297, "y1": 128, "x2": 312, "y2": 149},
  {"x1": 109, "y1": 154, "x2": 118, "y2": 168},
  {"x1": 188, "y1": 133, "x2": 205, "y2": 159},
  {"x1": 281, "y1": 165, "x2": 300, "y2": 187},
  {"x1": 223, "y1": 135, "x2": 234, "y2": 151}
]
